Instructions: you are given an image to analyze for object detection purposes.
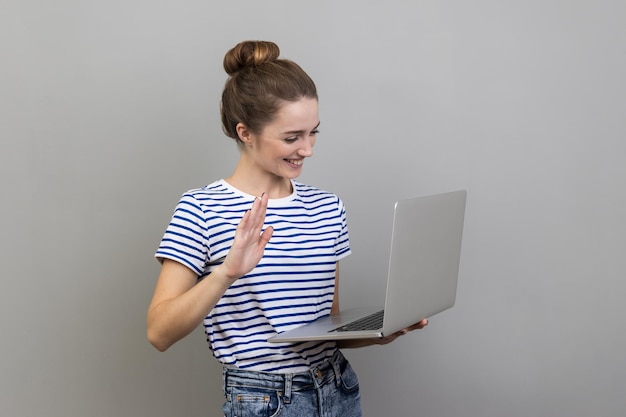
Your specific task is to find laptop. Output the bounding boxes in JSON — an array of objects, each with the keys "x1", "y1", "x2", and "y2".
[{"x1": 268, "y1": 190, "x2": 467, "y2": 343}]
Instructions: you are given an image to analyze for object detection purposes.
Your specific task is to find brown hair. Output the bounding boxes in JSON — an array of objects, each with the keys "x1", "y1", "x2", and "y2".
[{"x1": 220, "y1": 40, "x2": 318, "y2": 142}]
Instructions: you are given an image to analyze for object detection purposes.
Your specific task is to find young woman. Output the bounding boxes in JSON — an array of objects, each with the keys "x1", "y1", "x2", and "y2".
[{"x1": 147, "y1": 40, "x2": 428, "y2": 417}]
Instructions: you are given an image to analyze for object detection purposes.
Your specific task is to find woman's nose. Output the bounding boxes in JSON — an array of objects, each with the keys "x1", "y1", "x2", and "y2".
[{"x1": 298, "y1": 137, "x2": 315, "y2": 157}]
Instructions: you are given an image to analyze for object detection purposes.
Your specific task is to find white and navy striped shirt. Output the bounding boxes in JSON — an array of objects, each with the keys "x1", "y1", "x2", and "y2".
[{"x1": 155, "y1": 179, "x2": 351, "y2": 373}]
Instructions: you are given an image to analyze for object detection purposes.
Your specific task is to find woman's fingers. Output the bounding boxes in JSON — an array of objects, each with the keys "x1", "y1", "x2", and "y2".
[
  {"x1": 375, "y1": 318, "x2": 430, "y2": 345},
  {"x1": 409, "y1": 319, "x2": 429, "y2": 330},
  {"x1": 240, "y1": 194, "x2": 268, "y2": 235},
  {"x1": 220, "y1": 194, "x2": 273, "y2": 280}
]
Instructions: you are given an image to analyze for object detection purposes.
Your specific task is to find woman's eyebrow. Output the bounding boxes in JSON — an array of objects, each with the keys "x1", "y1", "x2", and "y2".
[{"x1": 283, "y1": 121, "x2": 321, "y2": 135}]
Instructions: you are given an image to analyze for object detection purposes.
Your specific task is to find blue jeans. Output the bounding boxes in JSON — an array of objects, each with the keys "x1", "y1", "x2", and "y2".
[{"x1": 222, "y1": 350, "x2": 362, "y2": 417}]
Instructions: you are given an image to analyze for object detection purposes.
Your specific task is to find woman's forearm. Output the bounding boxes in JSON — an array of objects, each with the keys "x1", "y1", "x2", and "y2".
[{"x1": 147, "y1": 266, "x2": 232, "y2": 351}]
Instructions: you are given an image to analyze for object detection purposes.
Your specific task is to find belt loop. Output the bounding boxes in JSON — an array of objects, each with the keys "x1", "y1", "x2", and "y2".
[
  {"x1": 221, "y1": 368, "x2": 229, "y2": 401},
  {"x1": 283, "y1": 373, "x2": 293, "y2": 404},
  {"x1": 331, "y1": 351, "x2": 342, "y2": 386}
]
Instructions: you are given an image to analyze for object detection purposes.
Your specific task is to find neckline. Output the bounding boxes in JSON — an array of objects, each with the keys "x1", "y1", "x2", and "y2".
[{"x1": 219, "y1": 179, "x2": 297, "y2": 206}]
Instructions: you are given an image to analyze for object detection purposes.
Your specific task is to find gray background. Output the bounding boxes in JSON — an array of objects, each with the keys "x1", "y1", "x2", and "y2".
[{"x1": 2, "y1": 1, "x2": 625, "y2": 416}]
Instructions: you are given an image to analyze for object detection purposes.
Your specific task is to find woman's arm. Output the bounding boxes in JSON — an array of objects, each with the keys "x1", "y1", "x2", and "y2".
[
  {"x1": 146, "y1": 259, "x2": 234, "y2": 351},
  {"x1": 147, "y1": 193, "x2": 273, "y2": 351}
]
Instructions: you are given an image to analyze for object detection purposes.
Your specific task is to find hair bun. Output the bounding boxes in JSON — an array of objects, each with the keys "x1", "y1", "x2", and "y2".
[{"x1": 223, "y1": 40, "x2": 281, "y2": 75}]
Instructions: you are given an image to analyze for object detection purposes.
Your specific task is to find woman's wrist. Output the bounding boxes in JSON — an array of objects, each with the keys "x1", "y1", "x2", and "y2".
[{"x1": 209, "y1": 264, "x2": 239, "y2": 288}]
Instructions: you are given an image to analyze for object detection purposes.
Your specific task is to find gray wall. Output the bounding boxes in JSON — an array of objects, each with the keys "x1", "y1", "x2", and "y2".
[{"x1": 2, "y1": 1, "x2": 624, "y2": 416}]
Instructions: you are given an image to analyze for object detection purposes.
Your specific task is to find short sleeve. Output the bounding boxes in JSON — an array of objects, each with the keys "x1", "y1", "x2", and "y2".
[
  {"x1": 155, "y1": 193, "x2": 210, "y2": 275},
  {"x1": 335, "y1": 197, "x2": 351, "y2": 261}
]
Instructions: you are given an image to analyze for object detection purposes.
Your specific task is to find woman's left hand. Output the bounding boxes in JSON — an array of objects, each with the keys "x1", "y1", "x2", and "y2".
[
  {"x1": 375, "y1": 318, "x2": 429, "y2": 345},
  {"x1": 337, "y1": 318, "x2": 429, "y2": 349}
]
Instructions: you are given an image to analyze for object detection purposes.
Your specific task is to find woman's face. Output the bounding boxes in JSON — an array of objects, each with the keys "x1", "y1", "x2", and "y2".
[{"x1": 240, "y1": 97, "x2": 319, "y2": 181}]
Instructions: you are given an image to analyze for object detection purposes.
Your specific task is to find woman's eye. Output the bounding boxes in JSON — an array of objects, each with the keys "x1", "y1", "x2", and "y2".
[
  {"x1": 284, "y1": 137, "x2": 298, "y2": 143},
  {"x1": 310, "y1": 129, "x2": 320, "y2": 136}
]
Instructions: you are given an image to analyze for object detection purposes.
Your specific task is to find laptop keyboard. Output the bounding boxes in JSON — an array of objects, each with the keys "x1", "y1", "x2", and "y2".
[{"x1": 329, "y1": 309, "x2": 385, "y2": 332}]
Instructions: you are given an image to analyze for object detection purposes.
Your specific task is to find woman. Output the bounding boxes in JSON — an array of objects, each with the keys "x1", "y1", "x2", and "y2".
[{"x1": 147, "y1": 40, "x2": 428, "y2": 417}]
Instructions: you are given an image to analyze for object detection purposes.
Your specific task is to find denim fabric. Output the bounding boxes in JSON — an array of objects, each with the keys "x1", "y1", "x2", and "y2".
[{"x1": 222, "y1": 350, "x2": 362, "y2": 417}]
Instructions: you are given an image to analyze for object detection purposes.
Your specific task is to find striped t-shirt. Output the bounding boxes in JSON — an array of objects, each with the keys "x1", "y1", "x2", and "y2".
[{"x1": 155, "y1": 179, "x2": 351, "y2": 373}]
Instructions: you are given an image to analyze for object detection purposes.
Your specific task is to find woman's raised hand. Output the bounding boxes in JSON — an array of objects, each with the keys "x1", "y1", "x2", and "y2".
[{"x1": 219, "y1": 193, "x2": 274, "y2": 282}]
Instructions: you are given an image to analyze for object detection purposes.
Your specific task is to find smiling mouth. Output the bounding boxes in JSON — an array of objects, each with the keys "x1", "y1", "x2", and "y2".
[{"x1": 285, "y1": 159, "x2": 303, "y2": 166}]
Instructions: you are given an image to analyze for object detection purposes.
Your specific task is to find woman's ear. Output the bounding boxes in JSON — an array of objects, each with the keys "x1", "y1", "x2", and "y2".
[{"x1": 236, "y1": 123, "x2": 253, "y2": 145}]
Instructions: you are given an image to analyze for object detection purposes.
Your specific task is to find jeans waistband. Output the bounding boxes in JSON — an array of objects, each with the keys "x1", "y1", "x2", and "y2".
[{"x1": 222, "y1": 350, "x2": 346, "y2": 403}]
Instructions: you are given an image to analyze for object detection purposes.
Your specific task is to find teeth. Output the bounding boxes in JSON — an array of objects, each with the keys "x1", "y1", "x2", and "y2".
[{"x1": 286, "y1": 159, "x2": 303, "y2": 166}]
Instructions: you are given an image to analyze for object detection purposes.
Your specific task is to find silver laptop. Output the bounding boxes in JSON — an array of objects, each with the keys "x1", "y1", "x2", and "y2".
[{"x1": 268, "y1": 190, "x2": 467, "y2": 343}]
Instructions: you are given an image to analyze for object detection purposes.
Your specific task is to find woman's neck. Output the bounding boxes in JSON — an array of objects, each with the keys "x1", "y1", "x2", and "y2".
[{"x1": 225, "y1": 162, "x2": 293, "y2": 199}]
